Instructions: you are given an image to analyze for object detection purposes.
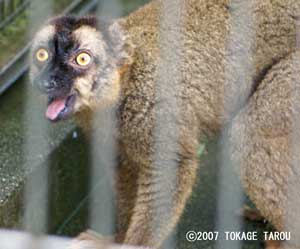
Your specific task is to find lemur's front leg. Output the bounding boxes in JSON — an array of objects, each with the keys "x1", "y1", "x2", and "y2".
[
  {"x1": 71, "y1": 145, "x2": 199, "y2": 249},
  {"x1": 123, "y1": 145, "x2": 199, "y2": 248},
  {"x1": 115, "y1": 157, "x2": 139, "y2": 243},
  {"x1": 69, "y1": 157, "x2": 139, "y2": 249}
]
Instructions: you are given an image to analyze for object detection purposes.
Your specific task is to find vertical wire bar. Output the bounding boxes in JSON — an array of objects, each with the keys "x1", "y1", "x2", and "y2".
[
  {"x1": 152, "y1": 0, "x2": 184, "y2": 247},
  {"x1": 96, "y1": 0, "x2": 122, "y2": 20},
  {"x1": 216, "y1": 1, "x2": 255, "y2": 248},
  {"x1": 9, "y1": 0, "x2": 14, "y2": 14},
  {"x1": 0, "y1": 0, "x2": 5, "y2": 21},
  {"x1": 90, "y1": 108, "x2": 118, "y2": 235},
  {"x1": 23, "y1": 0, "x2": 53, "y2": 246},
  {"x1": 89, "y1": 0, "x2": 122, "y2": 236}
]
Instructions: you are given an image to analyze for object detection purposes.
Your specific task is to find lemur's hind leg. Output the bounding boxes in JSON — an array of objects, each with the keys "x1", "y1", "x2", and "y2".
[{"x1": 229, "y1": 50, "x2": 300, "y2": 249}]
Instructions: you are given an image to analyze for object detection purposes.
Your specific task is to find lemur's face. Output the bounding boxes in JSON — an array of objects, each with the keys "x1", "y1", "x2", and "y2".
[{"x1": 30, "y1": 16, "x2": 130, "y2": 121}]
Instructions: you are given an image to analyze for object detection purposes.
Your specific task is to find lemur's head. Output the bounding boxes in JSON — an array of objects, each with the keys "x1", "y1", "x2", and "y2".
[{"x1": 30, "y1": 16, "x2": 132, "y2": 121}]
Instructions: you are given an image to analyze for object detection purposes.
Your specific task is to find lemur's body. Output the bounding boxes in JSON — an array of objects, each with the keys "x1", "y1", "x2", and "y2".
[{"x1": 30, "y1": 0, "x2": 300, "y2": 248}]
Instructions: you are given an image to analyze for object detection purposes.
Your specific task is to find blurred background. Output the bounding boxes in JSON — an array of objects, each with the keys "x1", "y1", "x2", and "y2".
[{"x1": 0, "y1": 0, "x2": 272, "y2": 248}]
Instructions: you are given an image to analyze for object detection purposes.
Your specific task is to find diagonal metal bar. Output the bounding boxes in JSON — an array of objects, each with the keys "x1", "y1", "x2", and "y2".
[
  {"x1": 0, "y1": 229, "x2": 146, "y2": 249},
  {"x1": 0, "y1": 0, "x2": 30, "y2": 31}
]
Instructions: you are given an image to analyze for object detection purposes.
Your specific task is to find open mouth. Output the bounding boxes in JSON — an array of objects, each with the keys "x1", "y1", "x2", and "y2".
[{"x1": 46, "y1": 94, "x2": 76, "y2": 122}]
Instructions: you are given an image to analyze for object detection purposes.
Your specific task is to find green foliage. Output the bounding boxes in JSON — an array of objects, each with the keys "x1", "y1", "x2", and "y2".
[
  {"x1": 197, "y1": 143, "x2": 206, "y2": 158},
  {"x1": 0, "y1": 11, "x2": 29, "y2": 68}
]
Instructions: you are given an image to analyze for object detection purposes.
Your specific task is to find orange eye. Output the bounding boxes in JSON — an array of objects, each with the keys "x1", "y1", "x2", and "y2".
[
  {"x1": 76, "y1": 52, "x2": 91, "y2": 66},
  {"x1": 36, "y1": 48, "x2": 49, "y2": 62}
]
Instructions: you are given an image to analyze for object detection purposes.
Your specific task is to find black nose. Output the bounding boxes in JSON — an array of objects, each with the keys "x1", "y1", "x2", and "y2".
[
  {"x1": 44, "y1": 79, "x2": 57, "y2": 90},
  {"x1": 36, "y1": 79, "x2": 57, "y2": 93}
]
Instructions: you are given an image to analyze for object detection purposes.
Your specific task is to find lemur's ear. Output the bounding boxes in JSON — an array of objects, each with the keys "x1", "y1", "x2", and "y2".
[{"x1": 107, "y1": 22, "x2": 134, "y2": 69}]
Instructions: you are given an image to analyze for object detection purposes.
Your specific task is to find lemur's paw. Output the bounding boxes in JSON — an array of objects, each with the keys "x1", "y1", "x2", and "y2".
[
  {"x1": 67, "y1": 230, "x2": 112, "y2": 249},
  {"x1": 235, "y1": 205, "x2": 266, "y2": 223},
  {"x1": 77, "y1": 230, "x2": 112, "y2": 243},
  {"x1": 67, "y1": 239, "x2": 100, "y2": 249}
]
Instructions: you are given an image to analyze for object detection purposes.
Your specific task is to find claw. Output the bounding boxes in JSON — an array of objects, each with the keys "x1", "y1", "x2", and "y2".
[
  {"x1": 77, "y1": 230, "x2": 111, "y2": 243},
  {"x1": 235, "y1": 205, "x2": 266, "y2": 222},
  {"x1": 67, "y1": 230, "x2": 112, "y2": 249}
]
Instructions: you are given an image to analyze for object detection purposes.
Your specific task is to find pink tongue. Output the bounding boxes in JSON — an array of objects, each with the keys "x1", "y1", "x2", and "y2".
[{"x1": 46, "y1": 98, "x2": 67, "y2": 120}]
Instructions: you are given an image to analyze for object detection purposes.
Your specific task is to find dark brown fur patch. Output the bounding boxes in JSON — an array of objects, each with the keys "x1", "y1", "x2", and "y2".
[{"x1": 49, "y1": 15, "x2": 98, "y2": 33}]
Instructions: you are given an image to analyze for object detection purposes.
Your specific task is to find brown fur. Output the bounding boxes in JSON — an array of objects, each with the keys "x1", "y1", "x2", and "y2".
[{"x1": 229, "y1": 50, "x2": 300, "y2": 248}]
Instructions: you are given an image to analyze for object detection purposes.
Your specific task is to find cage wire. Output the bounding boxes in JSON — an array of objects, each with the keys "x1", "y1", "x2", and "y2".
[
  {"x1": 216, "y1": 0, "x2": 255, "y2": 248},
  {"x1": 88, "y1": 0, "x2": 122, "y2": 237},
  {"x1": 150, "y1": 0, "x2": 184, "y2": 248},
  {"x1": 22, "y1": 0, "x2": 53, "y2": 248}
]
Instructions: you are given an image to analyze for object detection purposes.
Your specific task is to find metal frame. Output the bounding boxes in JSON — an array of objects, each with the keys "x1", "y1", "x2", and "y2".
[
  {"x1": 0, "y1": 0, "x2": 30, "y2": 31},
  {"x1": 0, "y1": 230, "x2": 144, "y2": 249}
]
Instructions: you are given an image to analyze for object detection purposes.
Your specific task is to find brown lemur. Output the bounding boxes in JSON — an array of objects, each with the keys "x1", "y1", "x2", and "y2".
[{"x1": 30, "y1": 0, "x2": 300, "y2": 248}]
